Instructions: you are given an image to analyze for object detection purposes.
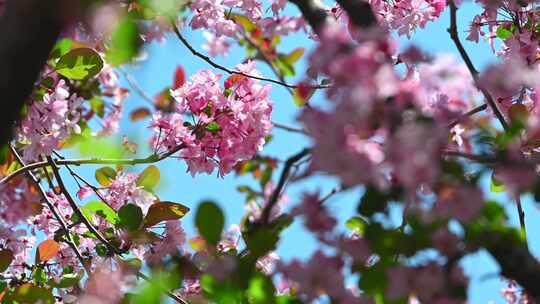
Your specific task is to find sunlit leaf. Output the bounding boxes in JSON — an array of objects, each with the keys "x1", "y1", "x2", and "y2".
[
  {"x1": 9, "y1": 283, "x2": 54, "y2": 304},
  {"x1": 247, "y1": 273, "x2": 276, "y2": 304},
  {"x1": 95, "y1": 166, "x2": 117, "y2": 187},
  {"x1": 36, "y1": 240, "x2": 60, "y2": 263},
  {"x1": 106, "y1": 16, "x2": 141, "y2": 65},
  {"x1": 284, "y1": 48, "x2": 304, "y2": 65},
  {"x1": 49, "y1": 271, "x2": 83, "y2": 288},
  {"x1": 345, "y1": 216, "x2": 368, "y2": 236},
  {"x1": 82, "y1": 200, "x2": 119, "y2": 224},
  {"x1": 50, "y1": 38, "x2": 73, "y2": 59},
  {"x1": 143, "y1": 201, "x2": 190, "y2": 228},
  {"x1": 137, "y1": 165, "x2": 160, "y2": 191},
  {"x1": 195, "y1": 201, "x2": 224, "y2": 245},
  {"x1": 231, "y1": 14, "x2": 257, "y2": 32},
  {"x1": 56, "y1": 48, "x2": 104, "y2": 80},
  {"x1": 490, "y1": 173, "x2": 506, "y2": 193}
]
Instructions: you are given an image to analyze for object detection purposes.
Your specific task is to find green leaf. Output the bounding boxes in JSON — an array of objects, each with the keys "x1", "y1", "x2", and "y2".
[
  {"x1": 8, "y1": 284, "x2": 54, "y2": 304},
  {"x1": 490, "y1": 173, "x2": 506, "y2": 193},
  {"x1": 56, "y1": 48, "x2": 103, "y2": 80},
  {"x1": 143, "y1": 201, "x2": 189, "y2": 228},
  {"x1": 106, "y1": 16, "x2": 141, "y2": 65},
  {"x1": 118, "y1": 204, "x2": 143, "y2": 231},
  {"x1": 32, "y1": 267, "x2": 47, "y2": 285},
  {"x1": 247, "y1": 273, "x2": 276, "y2": 304},
  {"x1": 49, "y1": 271, "x2": 83, "y2": 288},
  {"x1": 345, "y1": 216, "x2": 368, "y2": 236},
  {"x1": 496, "y1": 26, "x2": 513, "y2": 39},
  {"x1": 136, "y1": 165, "x2": 160, "y2": 192},
  {"x1": 90, "y1": 97, "x2": 105, "y2": 118},
  {"x1": 205, "y1": 121, "x2": 220, "y2": 132},
  {"x1": 274, "y1": 55, "x2": 295, "y2": 77},
  {"x1": 50, "y1": 38, "x2": 73, "y2": 59},
  {"x1": 0, "y1": 249, "x2": 14, "y2": 272},
  {"x1": 284, "y1": 48, "x2": 304, "y2": 65},
  {"x1": 95, "y1": 166, "x2": 117, "y2": 187},
  {"x1": 82, "y1": 200, "x2": 119, "y2": 224},
  {"x1": 195, "y1": 201, "x2": 224, "y2": 245}
]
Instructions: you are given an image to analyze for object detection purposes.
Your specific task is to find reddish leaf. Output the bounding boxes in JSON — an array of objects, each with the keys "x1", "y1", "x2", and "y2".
[
  {"x1": 129, "y1": 107, "x2": 151, "y2": 121},
  {"x1": 224, "y1": 74, "x2": 246, "y2": 89},
  {"x1": 173, "y1": 66, "x2": 186, "y2": 89},
  {"x1": 143, "y1": 201, "x2": 190, "y2": 228},
  {"x1": 0, "y1": 249, "x2": 14, "y2": 272},
  {"x1": 36, "y1": 240, "x2": 60, "y2": 263}
]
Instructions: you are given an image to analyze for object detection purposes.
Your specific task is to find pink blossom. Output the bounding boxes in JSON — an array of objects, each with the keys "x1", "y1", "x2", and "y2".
[
  {"x1": 17, "y1": 79, "x2": 83, "y2": 161},
  {"x1": 292, "y1": 192, "x2": 336, "y2": 235},
  {"x1": 278, "y1": 251, "x2": 358, "y2": 303},
  {"x1": 203, "y1": 32, "x2": 230, "y2": 57},
  {"x1": 145, "y1": 220, "x2": 186, "y2": 265},
  {"x1": 76, "y1": 186, "x2": 93, "y2": 200},
  {"x1": 153, "y1": 62, "x2": 273, "y2": 176}
]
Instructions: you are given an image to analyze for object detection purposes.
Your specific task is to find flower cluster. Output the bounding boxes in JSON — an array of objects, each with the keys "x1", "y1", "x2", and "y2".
[
  {"x1": 151, "y1": 61, "x2": 273, "y2": 176},
  {"x1": 17, "y1": 79, "x2": 83, "y2": 161}
]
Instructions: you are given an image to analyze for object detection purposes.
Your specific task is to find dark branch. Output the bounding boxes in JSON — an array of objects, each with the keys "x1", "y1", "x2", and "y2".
[
  {"x1": 0, "y1": 0, "x2": 68, "y2": 146},
  {"x1": 447, "y1": 1, "x2": 508, "y2": 130}
]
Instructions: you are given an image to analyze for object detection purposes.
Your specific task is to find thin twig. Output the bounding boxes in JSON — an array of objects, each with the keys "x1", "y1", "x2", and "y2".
[
  {"x1": 8, "y1": 146, "x2": 91, "y2": 275},
  {"x1": 272, "y1": 121, "x2": 308, "y2": 135},
  {"x1": 447, "y1": 1, "x2": 509, "y2": 130},
  {"x1": 260, "y1": 148, "x2": 311, "y2": 224},
  {"x1": 442, "y1": 150, "x2": 496, "y2": 163},
  {"x1": 448, "y1": 103, "x2": 488, "y2": 128},
  {"x1": 0, "y1": 144, "x2": 186, "y2": 186},
  {"x1": 169, "y1": 21, "x2": 328, "y2": 90},
  {"x1": 118, "y1": 67, "x2": 155, "y2": 105},
  {"x1": 515, "y1": 194, "x2": 527, "y2": 248},
  {"x1": 46, "y1": 156, "x2": 121, "y2": 255}
]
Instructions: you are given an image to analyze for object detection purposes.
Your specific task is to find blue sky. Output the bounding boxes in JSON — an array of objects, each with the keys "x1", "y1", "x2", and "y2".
[{"x1": 58, "y1": 2, "x2": 540, "y2": 302}]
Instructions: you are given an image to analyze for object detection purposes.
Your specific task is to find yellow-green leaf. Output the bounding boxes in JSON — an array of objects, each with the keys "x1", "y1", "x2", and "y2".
[
  {"x1": 231, "y1": 14, "x2": 257, "y2": 32},
  {"x1": 95, "y1": 166, "x2": 117, "y2": 187},
  {"x1": 56, "y1": 48, "x2": 103, "y2": 80},
  {"x1": 137, "y1": 165, "x2": 160, "y2": 191},
  {"x1": 143, "y1": 201, "x2": 190, "y2": 228},
  {"x1": 284, "y1": 47, "x2": 304, "y2": 65}
]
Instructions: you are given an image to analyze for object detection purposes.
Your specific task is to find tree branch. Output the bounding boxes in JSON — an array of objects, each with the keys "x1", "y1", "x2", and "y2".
[
  {"x1": 335, "y1": 0, "x2": 377, "y2": 28},
  {"x1": 170, "y1": 21, "x2": 328, "y2": 90},
  {"x1": 0, "y1": 144, "x2": 186, "y2": 186},
  {"x1": 447, "y1": 1, "x2": 508, "y2": 130},
  {"x1": 289, "y1": 0, "x2": 332, "y2": 34},
  {"x1": 8, "y1": 146, "x2": 91, "y2": 275},
  {"x1": 260, "y1": 148, "x2": 311, "y2": 224},
  {"x1": 46, "y1": 156, "x2": 122, "y2": 255}
]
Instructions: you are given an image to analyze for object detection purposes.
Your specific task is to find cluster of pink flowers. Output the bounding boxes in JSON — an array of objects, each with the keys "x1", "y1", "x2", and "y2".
[
  {"x1": 151, "y1": 61, "x2": 273, "y2": 176},
  {"x1": 17, "y1": 79, "x2": 83, "y2": 161},
  {"x1": 97, "y1": 65, "x2": 129, "y2": 136},
  {"x1": 103, "y1": 170, "x2": 156, "y2": 212}
]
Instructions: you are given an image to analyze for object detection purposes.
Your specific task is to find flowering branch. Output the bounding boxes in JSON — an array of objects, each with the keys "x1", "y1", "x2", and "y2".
[
  {"x1": 46, "y1": 156, "x2": 122, "y2": 255},
  {"x1": 170, "y1": 21, "x2": 328, "y2": 90},
  {"x1": 0, "y1": 144, "x2": 186, "y2": 186},
  {"x1": 447, "y1": 1, "x2": 509, "y2": 130},
  {"x1": 448, "y1": 103, "x2": 487, "y2": 128},
  {"x1": 9, "y1": 146, "x2": 91, "y2": 275}
]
